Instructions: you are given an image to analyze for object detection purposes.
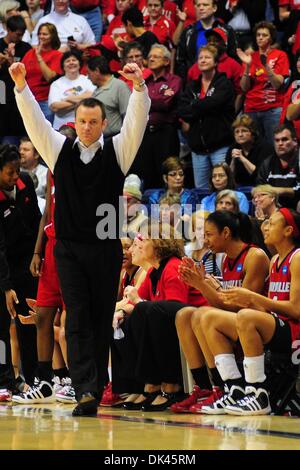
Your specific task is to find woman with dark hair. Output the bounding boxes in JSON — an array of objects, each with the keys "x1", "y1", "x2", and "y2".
[
  {"x1": 144, "y1": 156, "x2": 198, "y2": 213},
  {"x1": 226, "y1": 114, "x2": 273, "y2": 186},
  {"x1": 48, "y1": 49, "x2": 95, "y2": 129},
  {"x1": 171, "y1": 210, "x2": 269, "y2": 413},
  {"x1": 280, "y1": 50, "x2": 300, "y2": 141},
  {"x1": 111, "y1": 222, "x2": 207, "y2": 411},
  {"x1": 22, "y1": 22, "x2": 62, "y2": 123},
  {"x1": 197, "y1": 208, "x2": 300, "y2": 415},
  {"x1": 237, "y1": 21, "x2": 290, "y2": 143},
  {"x1": 201, "y1": 163, "x2": 249, "y2": 213}
]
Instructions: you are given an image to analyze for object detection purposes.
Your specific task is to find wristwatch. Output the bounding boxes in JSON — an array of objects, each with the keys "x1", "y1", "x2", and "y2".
[{"x1": 136, "y1": 79, "x2": 146, "y2": 88}]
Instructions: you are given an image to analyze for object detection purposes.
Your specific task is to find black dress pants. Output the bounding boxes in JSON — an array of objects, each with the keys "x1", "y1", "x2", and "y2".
[
  {"x1": 112, "y1": 300, "x2": 187, "y2": 392},
  {"x1": 55, "y1": 239, "x2": 122, "y2": 400}
]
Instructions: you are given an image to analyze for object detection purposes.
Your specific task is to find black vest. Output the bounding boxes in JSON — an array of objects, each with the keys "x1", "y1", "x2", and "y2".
[{"x1": 54, "y1": 138, "x2": 125, "y2": 243}]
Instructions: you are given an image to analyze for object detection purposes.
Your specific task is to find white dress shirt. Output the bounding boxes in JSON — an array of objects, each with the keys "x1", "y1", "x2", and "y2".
[{"x1": 15, "y1": 85, "x2": 151, "y2": 175}]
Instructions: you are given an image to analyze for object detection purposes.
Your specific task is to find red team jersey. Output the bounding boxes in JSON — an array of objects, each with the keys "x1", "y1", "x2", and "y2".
[
  {"x1": 268, "y1": 248, "x2": 300, "y2": 343},
  {"x1": 44, "y1": 171, "x2": 56, "y2": 240},
  {"x1": 222, "y1": 244, "x2": 252, "y2": 289}
]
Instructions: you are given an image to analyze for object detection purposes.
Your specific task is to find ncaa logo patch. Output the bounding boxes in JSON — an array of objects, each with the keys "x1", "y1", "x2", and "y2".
[
  {"x1": 282, "y1": 265, "x2": 288, "y2": 275},
  {"x1": 236, "y1": 263, "x2": 243, "y2": 272}
]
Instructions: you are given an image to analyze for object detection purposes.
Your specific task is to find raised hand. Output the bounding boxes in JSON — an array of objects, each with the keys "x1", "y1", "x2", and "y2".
[
  {"x1": 236, "y1": 48, "x2": 252, "y2": 66},
  {"x1": 8, "y1": 62, "x2": 26, "y2": 91},
  {"x1": 176, "y1": 7, "x2": 187, "y2": 22},
  {"x1": 118, "y1": 63, "x2": 144, "y2": 87}
]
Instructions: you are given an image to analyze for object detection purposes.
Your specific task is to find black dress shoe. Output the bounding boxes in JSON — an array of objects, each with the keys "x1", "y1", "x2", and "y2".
[
  {"x1": 122, "y1": 391, "x2": 160, "y2": 410},
  {"x1": 142, "y1": 391, "x2": 185, "y2": 412},
  {"x1": 72, "y1": 392, "x2": 98, "y2": 417}
]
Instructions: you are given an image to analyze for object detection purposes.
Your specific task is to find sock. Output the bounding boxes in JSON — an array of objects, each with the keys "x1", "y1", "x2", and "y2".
[
  {"x1": 209, "y1": 367, "x2": 224, "y2": 389},
  {"x1": 215, "y1": 354, "x2": 242, "y2": 382},
  {"x1": 226, "y1": 377, "x2": 244, "y2": 390},
  {"x1": 191, "y1": 366, "x2": 212, "y2": 390},
  {"x1": 53, "y1": 367, "x2": 69, "y2": 380},
  {"x1": 243, "y1": 355, "x2": 266, "y2": 387},
  {"x1": 37, "y1": 361, "x2": 53, "y2": 383}
]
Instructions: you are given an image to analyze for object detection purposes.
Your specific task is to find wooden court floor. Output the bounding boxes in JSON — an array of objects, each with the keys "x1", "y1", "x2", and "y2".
[{"x1": 0, "y1": 403, "x2": 299, "y2": 450}]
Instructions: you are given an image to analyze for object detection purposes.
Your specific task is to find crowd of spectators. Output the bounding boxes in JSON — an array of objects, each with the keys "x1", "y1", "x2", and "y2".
[{"x1": 1, "y1": 0, "x2": 300, "y2": 419}]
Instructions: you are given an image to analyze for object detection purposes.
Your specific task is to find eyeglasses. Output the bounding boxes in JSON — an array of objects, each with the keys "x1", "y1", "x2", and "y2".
[
  {"x1": 148, "y1": 54, "x2": 165, "y2": 60},
  {"x1": 234, "y1": 128, "x2": 251, "y2": 134},
  {"x1": 252, "y1": 193, "x2": 270, "y2": 201},
  {"x1": 167, "y1": 171, "x2": 184, "y2": 177},
  {"x1": 126, "y1": 55, "x2": 143, "y2": 60}
]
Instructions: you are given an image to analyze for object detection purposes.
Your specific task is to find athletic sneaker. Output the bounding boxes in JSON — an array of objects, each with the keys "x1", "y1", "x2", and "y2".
[
  {"x1": 99, "y1": 382, "x2": 127, "y2": 407},
  {"x1": 0, "y1": 388, "x2": 12, "y2": 402},
  {"x1": 52, "y1": 376, "x2": 63, "y2": 394},
  {"x1": 201, "y1": 385, "x2": 245, "y2": 415},
  {"x1": 12, "y1": 380, "x2": 55, "y2": 404},
  {"x1": 225, "y1": 386, "x2": 271, "y2": 416},
  {"x1": 56, "y1": 378, "x2": 76, "y2": 404},
  {"x1": 190, "y1": 386, "x2": 224, "y2": 413},
  {"x1": 170, "y1": 386, "x2": 211, "y2": 413}
]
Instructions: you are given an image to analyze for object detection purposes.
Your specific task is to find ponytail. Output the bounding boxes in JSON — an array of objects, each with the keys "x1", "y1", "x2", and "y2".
[{"x1": 207, "y1": 210, "x2": 252, "y2": 243}]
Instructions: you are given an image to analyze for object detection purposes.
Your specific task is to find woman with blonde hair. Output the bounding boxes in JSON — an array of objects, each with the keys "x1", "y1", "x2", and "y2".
[
  {"x1": 252, "y1": 184, "x2": 279, "y2": 221},
  {"x1": 215, "y1": 189, "x2": 240, "y2": 213},
  {"x1": 0, "y1": 0, "x2": 20, "y2": 37}
]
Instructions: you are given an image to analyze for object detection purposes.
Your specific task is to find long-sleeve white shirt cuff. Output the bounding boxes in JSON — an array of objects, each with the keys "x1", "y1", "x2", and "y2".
[
  {"x1": 15, "y1": 84, "x2": 66, "y2": 173},
  {"x1": 113, "y1": 87, "x2": 151, "y2": 175}
]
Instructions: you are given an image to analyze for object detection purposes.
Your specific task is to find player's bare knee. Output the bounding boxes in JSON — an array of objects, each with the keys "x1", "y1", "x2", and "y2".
[
  {"x1": 236, "y1": 309, "x2": 255, "y2": 332},
  {"x1": 175, "y1": 306, "x2": 195, "y2": 328}
]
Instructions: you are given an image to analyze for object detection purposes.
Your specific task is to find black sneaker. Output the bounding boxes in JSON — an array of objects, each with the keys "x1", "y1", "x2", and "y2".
[
  {"x1": 201, "y1": 385, "x2": 245, "y2": 415},
  {"x1": 12, "y1": 380, "x2": 55, "y2": 404},
  {"x1": 226, "y1": 386, "x2": 271, "y2": 416}
]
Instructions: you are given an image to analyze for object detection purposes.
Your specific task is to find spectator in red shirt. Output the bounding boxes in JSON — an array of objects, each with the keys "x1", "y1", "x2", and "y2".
[
  {"x1": 22, "y1": 22, "x2": 62, "y2": 124},
  {"x1": 238, "y1": 21, "x2": 290, "y2": 144},
  {"x1": 144, "y1": 0, "x2": 176, "y2": 48},
  {"x1": 137, "y1": 0, "x2": 178, "y2": 24}
]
